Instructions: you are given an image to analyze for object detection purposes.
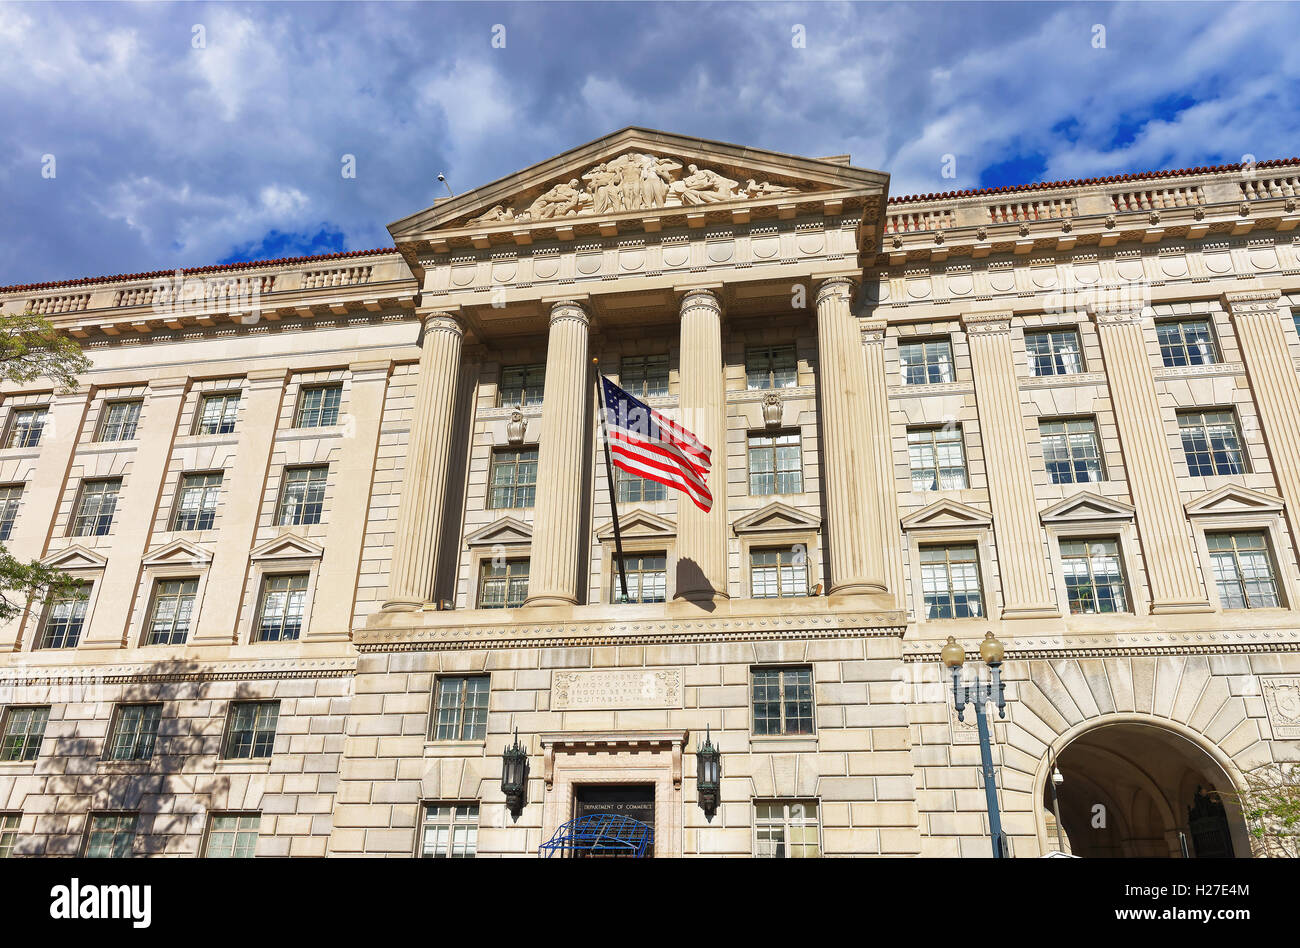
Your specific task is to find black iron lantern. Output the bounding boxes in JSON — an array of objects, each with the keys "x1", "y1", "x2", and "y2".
[
  {"x1": 696, "y1": 725, "x2": 722, "y2": 823},
  {"x1": 501, "y1": 729, "x2": 529, "y2": 822}
]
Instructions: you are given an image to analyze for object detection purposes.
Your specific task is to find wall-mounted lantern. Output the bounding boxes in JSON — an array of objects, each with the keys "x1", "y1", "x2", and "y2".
[
  {"x1": 501, "y1": 728, "x2": 529, "y2": 822},
  {"x1": 696, "y1": 725, "x2": 721, "y2": 823}
]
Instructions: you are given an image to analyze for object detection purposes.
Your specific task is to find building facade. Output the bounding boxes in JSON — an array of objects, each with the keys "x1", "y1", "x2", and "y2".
[{"x1": 1, "y1": 128, "x2": 1299, "y2": 857}]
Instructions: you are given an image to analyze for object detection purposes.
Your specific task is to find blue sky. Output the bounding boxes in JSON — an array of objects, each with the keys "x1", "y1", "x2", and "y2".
[{"x1": 2, "y1": 1, "x2": 1298, "y2": 285}]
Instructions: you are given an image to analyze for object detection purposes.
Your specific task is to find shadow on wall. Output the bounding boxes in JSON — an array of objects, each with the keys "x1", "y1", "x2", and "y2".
[{"x1": 673, "y1": 558, "x2": 718, "y2": 612}]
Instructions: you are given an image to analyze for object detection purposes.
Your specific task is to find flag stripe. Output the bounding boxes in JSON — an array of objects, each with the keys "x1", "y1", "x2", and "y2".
[
  {"x1": 609, "y1": 442, "x2": 712, "y2": 501},
  {"x1": 610, "y1": 451, "x2": 713, "y2": 512}
]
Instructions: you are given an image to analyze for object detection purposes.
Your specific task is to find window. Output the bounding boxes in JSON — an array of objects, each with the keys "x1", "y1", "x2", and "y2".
[
  {"x1": 0, "y1": 484, "x2": 21, "y2": 541},
  {"x1": 755, "y1": 800, "x2": 821, "y2": 858},
  {"x1": 920, "y1": 544, "x2": 984, "y2": 619},
  {"x1": 1060, "y1": 538, "x2": 1128, "y2": 614},
  {"x1": 196, "y1": 391, "x2": 240, "y2": 435},
  {"x1": 4, "y1": 407, "x2": 48, "y2": 448},
  {"x1": 1040, "y1": 419, "x2": 1104, "y2": 484},
  {"x1": 616, "y1": 466, "x2": 666, "y2": 503},
  {"x1": 748, "y1": 432, "x2": 802, "y2": 495},
  {"x1": 255, "y1": 574, "x2": 309, "y2": 642},
  {"x1": 432, "y1": 676, "x2": 490, "y2": 741},
  {"x1": 145, "y1": 579, "x2": 197, "y2": 645},
  {"x1": 106, "y1": 704, "x2": 162, "y2": 761},
  {"x1": 1178, "y1": 410, "x2": 1247, "y2": 476},
  {"x1": 751, "y1": 667, "x2": 814, "y2": 736},
  {"x1": 222, "y1": 701, "x2": 279, "y2": 759},
  {"x1": 498, "y1": 364, "x2": 545, "y2": 407},
  {"x1": 204, "y1": 813, "x2": 260, "y2": 858},
  {"x1": 83, "y1": 813, "x2": 137, "y2": 858},
  {"x1": 71, "y1": 478, "x2": 122, "y2": 536},
  {"x1": 0, "y1": 707, "x2": 49, "y2": 762},
  {"x1": 612, "y1": 553, "x2": 667, "y2": 604},
  {"x1": 1208, "y1": 531, "x2": 1281, "y2": 609},
  {"x1": 172, "y1": 472, "x2": 222, "y2": 531},
  {"x1": 1157, "y1": 319, "x2": 1218, "y2": 367},
  {"x1": 419, "y1": 803, "x2": 478, "y2": 858},
  {"x1": 96, "y1": 400, "x2": 142, "y2": 442},
  {"x1": 907, "y1": 426, "x2": 968, "y2": 491},
  {"x1": 750, "y1": 548, "x2": 808, "y2": 599},
  {"x1": 0, "y1": 813, "x2": 18, "y2": 858},
  {"x1": 294, "y1": 384, "x2": 342, "y2": 428},
  {"x1": 620, "y1": 354, "x2": 669, "y2": 397},
  {"x1": 1292, "y1": 308, "x2": 1300, "y2": 340},
  {"x1": 745, "y1": 345, "x2": 798, "y2": 390},
  {"x1": 276, "y1": 466, "x2": 328, "y2": 525},
  {"x1": 487, "y1": 448, "x2": 538, "y2": 509},
  {"x1": 899, "y1": 338, "x2": 955, "y2": 385},
  {"x1": 39, "y1": 585, "x2": 90, "y2": 649},
  {"x1": 477, "y1": 559, "x2": 529, "y2": 609},
  {"x1": 1025, "y1": 329, "x2": 1083, "y2": 377}
]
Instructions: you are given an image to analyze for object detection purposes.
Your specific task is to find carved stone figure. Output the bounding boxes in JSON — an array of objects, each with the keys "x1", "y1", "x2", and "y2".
[
  {"x1": 582, "y1": 163, "x2": 622, "y2": 214},
  {"x1": 468, "y1": 204, "x2": 516, "y2": 225},
  {"x1": 745, "y1": 178, "x2": 800, "y2": 198},
  {"x1": 674, "y1": 164, "x2": 741, "y2": 205},
  {"x1": 527, "y1": 179, "x2": 586, "y2": 219}
]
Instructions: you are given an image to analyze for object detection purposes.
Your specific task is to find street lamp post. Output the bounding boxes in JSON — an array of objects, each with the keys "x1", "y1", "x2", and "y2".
[{"x1": 941, "y1": 632, "x2": 1009, "y2": 858}]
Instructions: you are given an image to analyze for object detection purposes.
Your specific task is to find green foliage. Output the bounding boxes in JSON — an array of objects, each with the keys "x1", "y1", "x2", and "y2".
[
  {"x1": 0, "y1": 548, "x2": 83, "y2": 624},
  {"x1": 1229, "y1": 762, "x2": 1300, "y2": 858}
]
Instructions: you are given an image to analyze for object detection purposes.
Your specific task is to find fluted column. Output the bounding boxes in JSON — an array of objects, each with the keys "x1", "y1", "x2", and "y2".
[
  {"x1": 1091, "y1": 307, "x2": 1211, "y2": 613},
  {"x1": 816, "y1": 277, "x2": 888, "y2": 597},
  {"x1": 383, "y1": 312, "x2": 465, "y2": 611},
  {"x1": 523, "y1": 300, "x2": 591, "y2": 607},
  {"x1": 963, "y1": 312, "x2": 1059, "y2": 618},
  {"x1": 674, "y1": 287, "x2": 729, "y2": 603},
  {"x1": 861, "y1": 316, "x2": 904, "y2": 601}
]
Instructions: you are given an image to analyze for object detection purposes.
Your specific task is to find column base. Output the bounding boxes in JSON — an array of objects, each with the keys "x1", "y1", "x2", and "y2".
[
  {"x1": 671, "y1": 589, "x2": 730, "y2": 611},
  {"x1": 522, "y1": 594, "x2": 579, "y2": 608},
  {"x1": 999, "y1": 605, "x2": 1063, "y2": 620},
  {"x1": 1150, "y1": 599, "x2": 1215, "y2": 615},
  {"x1": 382, "y1": 599, "x2": 425, "y2": 613}
]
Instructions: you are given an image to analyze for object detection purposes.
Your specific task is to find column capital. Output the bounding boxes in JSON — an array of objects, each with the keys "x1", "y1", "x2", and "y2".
[
  {"x1": 960, "y1": 311, "x2": 1014, "y2": 336},
  {"x1": 815, "y1": 275, "x2": 857, "y2": 306},
  {"x1": 421, "y1": 311, "x2": 465, "y2": 338},
  {"x1": 1222, "y1": 288, "x2": 1282, "y2": 318},
  {"x1": 546, "y1": 299, "x2": 590, "y2": 327},
  {"x1": 860, "y1": 317, "x2": 889, "y2": 346},
  {"x1": 348, "y1": 358, "x2": 393, "y2": 381},
  {"x1": 676, "y1": 285, "x2": 723, "y2": 317},
  {"x1": 147, "y1": 376, "x2": 191, "y2": 395},
  {"x1": 1085, "y1": 303, "x2": 1145, "y2": 327}
]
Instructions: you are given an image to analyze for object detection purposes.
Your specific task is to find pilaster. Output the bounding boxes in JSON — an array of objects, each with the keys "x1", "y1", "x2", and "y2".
[{"x1": 861, "y1": 317, "x2": 905, "y2": 601}]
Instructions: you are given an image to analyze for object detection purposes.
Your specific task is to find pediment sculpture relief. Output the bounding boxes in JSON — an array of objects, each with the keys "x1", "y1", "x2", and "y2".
[{"x1": 466, "y1": 152, "x2": 803, "y2": 225}]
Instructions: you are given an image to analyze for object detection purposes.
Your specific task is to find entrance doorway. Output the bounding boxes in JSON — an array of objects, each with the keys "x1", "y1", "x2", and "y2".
[{"x1": 573, "y1": 785, "x2": 655, "y2": 857}]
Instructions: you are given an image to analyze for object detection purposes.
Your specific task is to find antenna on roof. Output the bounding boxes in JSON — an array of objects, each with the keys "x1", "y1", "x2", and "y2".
[{"x1": 436, "y1": 173, "x2": 454, "y2": 198}]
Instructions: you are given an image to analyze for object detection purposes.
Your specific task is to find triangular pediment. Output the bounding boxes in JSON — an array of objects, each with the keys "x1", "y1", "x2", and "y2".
[
  {"x1": 901, "y1": 499, "x2": 993, "y2": 531},
  {"x1": 1040, "y1": 491, "x2": 1136, "y2": 524},
  {"x1": 596, "y1": 509, "x2": 676, "y2": 541},
  {"x1": 41, "y1": 545, "x2": 108, "y2": 570},
  {"x1": 142, "y1": 538, "x2": 214, "y2": 567},
  {"x1": 1185, "y1": 485, "x2": 1285, "y2": 517},
  {"x1": 733, "y1": 502, "x2": 821, "y2": 536},
  {"x1": 464, "y1": 516, "x2": 533, "y2": 548},
  {"x1": 250, "y1": 533, "x2": 324, "y2": 561}
]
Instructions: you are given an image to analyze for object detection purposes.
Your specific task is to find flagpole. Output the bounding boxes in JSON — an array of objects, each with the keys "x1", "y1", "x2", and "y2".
[{"x1": 595, "y1": 360, "x2": 631, "y2": 602}]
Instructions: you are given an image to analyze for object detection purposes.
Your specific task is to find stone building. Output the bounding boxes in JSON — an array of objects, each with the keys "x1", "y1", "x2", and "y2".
[{"x1": 0, "y1": 128, "x2": 1298, "y2": 858}]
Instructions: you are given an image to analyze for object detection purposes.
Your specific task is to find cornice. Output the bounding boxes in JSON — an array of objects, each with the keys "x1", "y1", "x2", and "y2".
[
  {"x1": 903, "y1": 626, "x2": 1300, "y2": 663},
  {"x1": 0, "y1": 657, "x2": 357, "y2": 684}
]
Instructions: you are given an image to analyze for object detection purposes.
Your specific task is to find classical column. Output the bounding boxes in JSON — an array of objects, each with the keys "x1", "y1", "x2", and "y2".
[
  {"x1": 674, "y1": 287, "x2": 729, "y2": 603},
  {"x1": 523, "y1": 300, "x2": 591, "y2": 608},
  {"x1": 962, "y1": 312, "x2": 1059, "y2": 618},
  {"x1": 1091, "y1": 307, "x2": 1211, "y2": 613},
  {"x1": 816, "y1": 277, "x2": 888, "y2": 597},
  {"x1": 861, "y1": 316, "x2": 905, "y2": 600},
  {"x1": 383, "y1": 312, "x2": 466, "y2": 611}
]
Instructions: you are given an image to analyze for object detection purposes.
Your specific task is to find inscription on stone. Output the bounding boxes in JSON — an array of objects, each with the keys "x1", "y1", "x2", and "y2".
[{"x1": 551, "y1": 668, "x2": 683, "y2": 711}]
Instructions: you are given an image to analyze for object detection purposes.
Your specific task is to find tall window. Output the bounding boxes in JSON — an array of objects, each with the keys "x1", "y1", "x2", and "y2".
[
  {"x1": 1025, "y1": 329, "x2": 1083, "y2": 377},
  {"x1": 1178, "y1": 410, "x2": 1246, "y2": 476},
  {"x1": 899, "y1": 338, "x2": 955, "y2": 385},
  {"x1": 420, "y1": 804, "x2": 478, "y2": 858},
  {"x1": 0, "y1": 707, "x2": 49, "y2": 762},
  {"x1": 83, "y1": 813, "x2": 137, "y2": 858},
  {"x1": 294, "y1": 384, "x2": 342, "y2": 428},
  {"x1": 196, "y1": 391, "x2": 240, "y2": 435},
  {"x1": 616, "y1": 466, "x2": 666, "y2": 503},
  {"x1": 222, "y1": 701, "x2": 279, "y2": 759},
  {"x1": 0, "y1": 484, "x2": 21, "y2": 541},
  {"x1": 745, "y1": 345, "x2": 798, "y2": 390},
  {"x1": 751, "y1": 667, "x2": 814, "y2": 736},
  {"x1": 1208, "y1": 531, "x2": 1281, "y2": 609},
  {"x1": 754, "y1": 801, "x2": 821, "y2": 858},
  {"x1": 750, "y1": 548, "x2": 809, "y2": 599},
  {"x1": 96, "y1": 400, "x2": 142, "y2": 442},
  {"x1": 204, "y1": 813, "x2": 261, "y2": 858},
  {"x1": 255, "y1": 574, "x2": 309, "y2": 642},
  {"x1": 4, "y1": 407, "x2": 48, "y2": 448},
  {"x1": 145, "y1": 579, "x2": 197, "y2": 645},
  {"x1": 1292, "y1": 309, "x2": 1300, "y2": 340},
  {"x1": 71, "y1": 478, "x2": 122, "y2": 536},
  {"x1": 1040, "y1": 418, "x2": 1104, "y2": 484},
  {"x1": 487, "y1": 448, "x2": 538, "y2": 509},
  {"x1": 39, "y1": 585, "x2": 90, "y2": 649},
  {"x1": 498, "y1": 364, "x2": 545, "y2": 407},
  {"x1": 620, "y1": 354, "x2": 669, "y2": 397},
  {"x1": 748, "y1": 432, "x2": 802, "y2": 495},
  {"x1": 276, "y1": 466, "x2": 328, "y2": 526},
  {"x1": 477, "y1": 559, "x2": 529, "y2": 609},
  {"x1": 1157, "y1": 319, "x2": 1218, "y2": 367},
  {"x1": 1060, "y1": 538, "x2": 1128, "y2": 614},
  {"x1": 0, "y1": 813, "x2": 18, "y2": 858},
  {"x1": 172, "y1": 472, "x2": 222, "y2": 530},
  {"x1": 920, "y1": 544, "x2": 984, "y2": 619},
  {"x1": 432, "y1": 675, "x2": 489, "y2": 741},
  {"x1": 907, "y1": 426, "x2": 968, "y2": 491},
  {"x1": 612, "y1": 553, "x2": 667, "y2": 603},
  {"x1": 106, "y1": 704, "x2": 162, "y2": 761}
]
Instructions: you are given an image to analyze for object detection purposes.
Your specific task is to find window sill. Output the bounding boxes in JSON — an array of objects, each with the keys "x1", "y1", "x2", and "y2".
[
  {"x1": 213, "y1": 758, "x2": 273, "y2": 773},
  {"x1": 749, "y1": 735, "x2": 818, "y2": 752},
  {"x1": 0, "y1": 760, "x2": 38, "y2": 773},
  {"x1": 424, "y1": 740, "x2": 487, "y2": 756},
  {"x1": 97, "y1": 759, "x2": 154, "y2": 774}
]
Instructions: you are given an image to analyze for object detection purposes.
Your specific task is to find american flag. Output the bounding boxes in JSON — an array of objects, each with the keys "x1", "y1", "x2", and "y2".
[{"x1": 599, "y1": 376, "x2": 713, "y2": 512}]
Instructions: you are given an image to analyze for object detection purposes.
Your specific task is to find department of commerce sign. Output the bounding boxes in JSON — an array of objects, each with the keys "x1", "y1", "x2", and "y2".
[{"x1": 551, "y1": 668, "x2": 684, "y2": 710}]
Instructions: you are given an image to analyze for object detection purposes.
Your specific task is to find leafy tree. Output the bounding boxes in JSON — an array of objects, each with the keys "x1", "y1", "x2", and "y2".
[{"x1": 1228, "y1": 762, "x2": 1300, "y2": 858}]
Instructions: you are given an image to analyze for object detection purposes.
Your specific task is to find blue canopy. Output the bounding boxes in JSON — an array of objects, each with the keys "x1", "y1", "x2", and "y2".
[{"x1": 538, "y1": 812, "x2": 654, "y2": 858}]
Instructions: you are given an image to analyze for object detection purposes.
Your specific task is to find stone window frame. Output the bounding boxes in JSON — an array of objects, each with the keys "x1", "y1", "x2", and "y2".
[
  {"x1": 240, "y1": 538, "x2": 323, "y2": 645},
  {"x1": 26, "y1": 549, "x2": 106, "y2": 652},
  {"x1": 464, "y1": 518, "x2": 532, "y2": 610},
  {"x1": 1041, "y1": 512, "x2": 1145, "y2": 618},
  {"x1": 897, "y1": 335, "x2": 956, "y2": 386},
  {"x1": 1, "y1": 403, "x2": 50, "y2": 450},
  {"x1": 734, "y1": 526, "x2": 821, "y2": 602},
  {"x1": 1187, "y1": 504, "x2": 1295, "y2": 612},
  {"x1": 596, "y1": 512, "x2": 676, "y2": 605},
  {"x1": 67, "y1": 476, "x2": 124, "y2": 538},
  {"x1": 218, "y1": 699, "x2": 281, "y2": 762},
  {"x1": 93, "y1": 397, "x2": 144, "y2": 443},
  {"x1": 902, "y1": 509, "x2": 997, "y2": 626},
  {"x1": 752, "y1": 797, "x2": 824, "y2": 858},
  {"x1": 134, "y1": 541, "x2": 213, "y2": 648},
  {"x1": 201, "y1": 811, "x2": 262, "y2": 858},
  {"x1": 80, "y1": 810, "x2": 140, "y2": 858},
  {"x1": 1174, "y1": 406, "x2": 1251, "y2": 478},
  {"x1": 415, "y1": 801, "x2": 482, "y2": 858},
  {"x1": 427, "y1": 673, "x2": 492, "y2": 745},
  {"x1": 1023, "y1": 327, "x2": 1086, "y2": 377},
  {"x1": 292, "y1": 381, "x2": 345, "y2": 429},
  {"x1": 746, "y1": 428, "x2": 804, "y2": 497},
  {"x1": 749, "y1": 664, "x2": 818, "y2": 743}
]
